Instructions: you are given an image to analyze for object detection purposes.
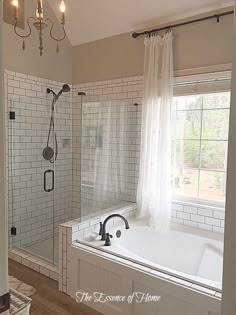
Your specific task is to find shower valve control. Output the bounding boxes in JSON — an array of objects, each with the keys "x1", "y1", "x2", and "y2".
[
  {"x1": 11, "y1": 227, "x2": 17, "y2": 236},
  {"x1": 9, "y1": 111, "x2": 15, "y2": 120}
]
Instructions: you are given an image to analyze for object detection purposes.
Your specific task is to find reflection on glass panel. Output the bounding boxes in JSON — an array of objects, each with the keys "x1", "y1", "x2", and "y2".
[
  {"x1": 175, "y1": 140, "x2": 200, "y2": 169},
  {"x1": 199, "y1": 171, "x2": 226, "y2": 202},
  {"x1": 174, "y1": 95, "x2": 203, "y2": 110},
  {"x1": 80, "y1": 99, "x2": 138, "y2": 218},
  {"x1": 201, "y1": 141, "x2": 228, "y2": 171},
  {"x1": 176, "y1": 111, "x2": 201, "y2": 139},
  {"x1": 81, "y1": 102, "x2": 103, "y2": 186},
  {"x1": 174, "y1": 169, "x2": 198, "y2": 198},
  {"x1": 202, "y1": 109, "x2": 229, "y2": 140},
  {"x1": 202, "y1": 92, "x2": 231, "y2": 109}
]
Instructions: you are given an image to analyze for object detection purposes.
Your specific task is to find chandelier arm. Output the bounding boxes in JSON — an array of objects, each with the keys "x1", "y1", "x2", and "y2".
[
  {"x1": 45, "y1": 18, "x2": 67, "y2": 42},
  {"x1": 14, "y1": 17, "x2": 36, "y2": 39}
]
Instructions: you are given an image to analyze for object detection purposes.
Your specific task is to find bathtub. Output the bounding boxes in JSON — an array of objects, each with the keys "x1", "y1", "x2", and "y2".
[
  {"x1": 80, "y1": 220, "x2": 224, "y2": 292},
  {"x1": 67, "y1": 215, "x2": 223, "y2": 315}
]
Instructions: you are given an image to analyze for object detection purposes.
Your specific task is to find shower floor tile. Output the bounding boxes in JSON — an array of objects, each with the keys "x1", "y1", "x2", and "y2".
[{"x1": 23, "y1": 237, "x2": 59, "y2": 264}]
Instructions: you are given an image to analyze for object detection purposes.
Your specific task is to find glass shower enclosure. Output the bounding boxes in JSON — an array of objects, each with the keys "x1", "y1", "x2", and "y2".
[
  {"x1": 7, "y1": 78, "x2": 73, "y2": 265},
  {"x1": 7, "y1": 79, "x2": 138, "y2": 266}
]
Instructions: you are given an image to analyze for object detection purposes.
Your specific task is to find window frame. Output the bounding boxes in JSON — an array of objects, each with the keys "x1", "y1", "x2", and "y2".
[{"x1": 172, "y1": 71, "x2": 231, "y2": 209}]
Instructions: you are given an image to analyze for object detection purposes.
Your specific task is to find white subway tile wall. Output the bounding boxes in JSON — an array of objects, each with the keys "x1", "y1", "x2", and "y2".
[
  {"x1": 5, "y1": 70, "x2": 225, "y2": 260},
  {"x1": 171, "y1": 202, "x2": 225, "y2": 233}
]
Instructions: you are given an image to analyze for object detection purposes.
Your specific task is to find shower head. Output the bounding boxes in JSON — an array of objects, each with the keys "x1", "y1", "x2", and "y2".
[
  {"x1": 56, "y1": 84, "x2": 71, "y2": 100},
  {"x1": 47, "y1": 84, "x2": 71, "y2": 101},
  {"x1": 62, "y1": 84, "x2": 70, "y2": 93}
]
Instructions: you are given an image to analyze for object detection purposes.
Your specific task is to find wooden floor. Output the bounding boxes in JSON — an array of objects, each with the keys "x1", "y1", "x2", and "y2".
[{"x1": 9, "y1": 259, "x2": 102, "y2": 315}]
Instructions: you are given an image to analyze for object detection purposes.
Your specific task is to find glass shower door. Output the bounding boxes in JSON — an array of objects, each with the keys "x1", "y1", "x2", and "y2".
[{"x1": 8, "y1": 88, "x2": 56, "y2": 264}]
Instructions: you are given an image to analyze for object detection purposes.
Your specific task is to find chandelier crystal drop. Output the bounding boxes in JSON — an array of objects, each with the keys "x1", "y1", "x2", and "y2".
[{"x1": 12, "y1": 0, "x2": 67, "y2": 56}]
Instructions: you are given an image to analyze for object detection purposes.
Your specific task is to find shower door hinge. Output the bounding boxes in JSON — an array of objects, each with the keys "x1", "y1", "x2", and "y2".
[
  {"x1": 11, "y1": 227, "x2": 17, "y2": 236},
  {"x1": 0, "y1": 292, "x2": 10, "y2": 313},
  {"x1": 9, "y1": 111, "x2": 15, "y2": 120}
]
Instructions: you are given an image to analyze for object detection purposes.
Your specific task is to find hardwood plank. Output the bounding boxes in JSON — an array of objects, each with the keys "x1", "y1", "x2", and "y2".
[
  {"x1": 9, "y1": 259, "x2": 102, "y2": 315},
  {"x1": 9, "y1": 259, "x2": 56, "y2": 289},
  {"x1": 31, "y1": 294, "x2": 77, "y2": 315}
]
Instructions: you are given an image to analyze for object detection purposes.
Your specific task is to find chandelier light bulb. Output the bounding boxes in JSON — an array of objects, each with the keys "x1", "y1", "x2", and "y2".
[
  {"x1": 12, "y1": 0, "x2": 19, "y2": 20},
  {"x1": 60, "y1": 0, "x2": 66, "y2": 13},
  {"x1": 36, "y1": 0, "x2": 44, "y2": 18},
  {"x1": 12, "y1": 0, "x2": 19, "y2": 7}
]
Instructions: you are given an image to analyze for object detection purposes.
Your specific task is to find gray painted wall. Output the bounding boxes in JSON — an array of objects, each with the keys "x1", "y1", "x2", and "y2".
[
  {"x1": 3, "y1": 3, "x2": 233, "y2": 85},
  {"x1": 72, "y1": 10, "x2": 233, "y2": 84}
]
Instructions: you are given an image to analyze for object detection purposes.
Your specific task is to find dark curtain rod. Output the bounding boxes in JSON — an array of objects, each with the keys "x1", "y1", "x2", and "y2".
[{"x1": 132, "y1": 10, "x2": 234, "y2": 38}]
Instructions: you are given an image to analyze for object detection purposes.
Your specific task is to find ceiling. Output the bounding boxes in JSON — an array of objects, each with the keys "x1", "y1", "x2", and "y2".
[{"x1": 48, "y1": 0, "x2": 234, "y2": 46}]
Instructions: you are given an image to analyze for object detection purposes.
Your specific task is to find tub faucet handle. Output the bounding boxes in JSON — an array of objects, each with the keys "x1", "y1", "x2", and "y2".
[
  {"x1": 99, "y1": 222, "x2": 103, "y2": 236},
  {"x1": 104, "y1": 233, "x2": 113, "y2": 246}
]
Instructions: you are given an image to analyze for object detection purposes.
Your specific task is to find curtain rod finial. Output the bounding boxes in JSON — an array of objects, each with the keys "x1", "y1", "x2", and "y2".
[{"x1": 132, "y1": 32, "x2": 139, "y2": 38}]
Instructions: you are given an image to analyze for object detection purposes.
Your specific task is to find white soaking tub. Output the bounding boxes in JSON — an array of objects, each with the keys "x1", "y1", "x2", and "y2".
[
  {"x1": 70, "y1": 218, "x2": 223, "y2": 315},
  {"x1": 80, "y1": 221, "x2": 224, "y2": 291}
]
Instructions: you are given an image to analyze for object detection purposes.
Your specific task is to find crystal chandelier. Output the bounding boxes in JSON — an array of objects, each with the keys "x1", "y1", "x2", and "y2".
[{"x1": 11, "y1": 0, "x2": 67, "y2": 56}]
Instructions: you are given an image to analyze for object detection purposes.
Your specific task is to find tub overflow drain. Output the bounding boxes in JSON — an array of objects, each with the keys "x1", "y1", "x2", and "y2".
[{"x1": 116, "y1": 230, "x2": 121, "y2": 238}]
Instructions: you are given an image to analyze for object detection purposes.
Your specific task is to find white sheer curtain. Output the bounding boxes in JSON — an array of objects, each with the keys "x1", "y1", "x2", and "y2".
[{"x1": 137, "y1": 32, "x2": 174, "y2": 230}]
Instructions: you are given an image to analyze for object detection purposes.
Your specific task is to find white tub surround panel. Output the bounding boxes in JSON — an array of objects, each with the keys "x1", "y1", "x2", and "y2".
[
  {"x1": 69, "y1": 244, "x2": 221, "y2": 315},
  {"x1": 58, "y1": 202, "x2": 136, "y2": 294}
]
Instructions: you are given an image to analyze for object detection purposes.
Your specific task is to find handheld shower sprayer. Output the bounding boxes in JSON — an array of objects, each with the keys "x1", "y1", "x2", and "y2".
[
  {"x1": 47, "y1": 84, "x2": 71, "y2": 101},
  {"x1": 43, "y1": 84, "x2": 71, "y2": 163}
]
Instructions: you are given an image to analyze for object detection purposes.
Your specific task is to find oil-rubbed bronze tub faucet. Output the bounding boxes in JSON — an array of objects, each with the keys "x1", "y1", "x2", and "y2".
[{"x1": 100, "y1": 214, "x2": 130, "y2": 245}]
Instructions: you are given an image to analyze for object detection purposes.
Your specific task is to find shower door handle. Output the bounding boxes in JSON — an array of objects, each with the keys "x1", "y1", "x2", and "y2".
[{"x1": 44, "y1": 169, "x2": 54, "y2": 193}]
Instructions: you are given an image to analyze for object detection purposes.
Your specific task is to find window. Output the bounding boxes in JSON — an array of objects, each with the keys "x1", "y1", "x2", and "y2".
[{"x1": 173, "y1": 91, "x2": 230, "y2": 205}]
